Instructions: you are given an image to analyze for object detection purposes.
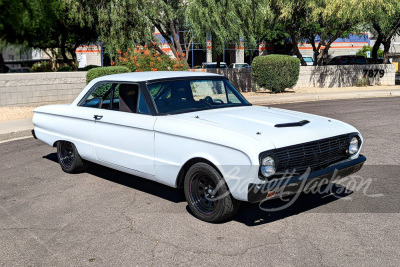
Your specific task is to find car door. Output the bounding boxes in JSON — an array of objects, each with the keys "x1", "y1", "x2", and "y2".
[
  {"x1": 76, "y1": 82, "x2": 115, "y2": 160},
  {"x1": 93, "y1": 83, "x2": 157, "y2": 179}
]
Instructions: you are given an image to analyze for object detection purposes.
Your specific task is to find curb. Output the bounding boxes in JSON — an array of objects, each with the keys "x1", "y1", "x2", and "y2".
[
  {"x1": 245, "y1": 89, "x2": 400, "y2": 105},
  {"x1": 0, "y1": 129, "x2": 33, "y2": 142}
]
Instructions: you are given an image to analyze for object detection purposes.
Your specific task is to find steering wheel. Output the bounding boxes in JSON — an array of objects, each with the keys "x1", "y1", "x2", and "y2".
[
  {"x1": 213, "y1": 99, "x2": 224, "y2": 104},
  {"x1": 203, "y1": 96, "x2": 214, "y2": 105}
]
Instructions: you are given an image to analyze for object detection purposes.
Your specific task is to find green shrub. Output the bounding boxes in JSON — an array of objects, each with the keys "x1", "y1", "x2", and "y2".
[
  {"x1": 86, "y1": 66, "x2": 130, "y2": 84},
  {"x1": 357, "y1": 45, "x2": 383, "y2": 58},
  {"x1": 78, "y1": 65, "x2": 100, "y2": 71},
  {"x1": 57, "y1": 65, "x2": 76, "y2": 72},
  {"x1": 355, "y1": 76, "x2": 369, "y2": 87},
  {"x1": 252, "y1": 55, "x2": 300, "y2": 93},
  {"x1": 31, "y1": 61, "x2": 53, "y2": 72}
]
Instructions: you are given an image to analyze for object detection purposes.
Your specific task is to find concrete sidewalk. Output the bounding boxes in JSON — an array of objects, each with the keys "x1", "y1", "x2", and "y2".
[
  {"x1": 1, "y1": 86, "x2": 400, "y2": 143},
  {"x1": 244, "y1": 87, "x2": 400, "y2": 105},
  {"x1": 0, "y1": 118, "x2": 33, "y2": 142}
]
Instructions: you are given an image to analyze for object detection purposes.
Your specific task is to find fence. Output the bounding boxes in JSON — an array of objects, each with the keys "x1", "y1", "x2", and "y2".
[{"x1": 0, "y1": 64, "x2": 396, "y2": 107}]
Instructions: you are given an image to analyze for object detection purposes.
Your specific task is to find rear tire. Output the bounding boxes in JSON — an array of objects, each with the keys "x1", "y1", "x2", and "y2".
[
  {"x1": 184, "y1": 162, "x2": 240, "y2": 223},
  {"x1": 56, "y1": 141, "x2": 88, "y2": 173}
]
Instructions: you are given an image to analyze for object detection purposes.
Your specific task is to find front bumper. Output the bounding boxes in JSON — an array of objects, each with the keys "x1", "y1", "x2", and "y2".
[{"x1": 248, "y1": 155, "x2": 366, "y2": 203}]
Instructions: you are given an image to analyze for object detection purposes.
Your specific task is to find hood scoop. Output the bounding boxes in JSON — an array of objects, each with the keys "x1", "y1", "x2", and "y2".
[{"x1": 275, "y1": 120, "x2": 310, "y2": 128}]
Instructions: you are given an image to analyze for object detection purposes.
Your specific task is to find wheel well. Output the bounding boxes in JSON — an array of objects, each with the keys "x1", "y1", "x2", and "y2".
[
  {"x1": 53, "y1": 140, "x2": 61, "y2": 147},
  {"x1": 176, "y1": 157, "x2": 223, "y2": 188}
]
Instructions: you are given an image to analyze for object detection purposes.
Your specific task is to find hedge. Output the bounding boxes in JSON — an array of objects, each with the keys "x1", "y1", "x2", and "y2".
[
  {"x1": 31, "y1": 61, "x2": 53, "y2": 72},
  {"x1": 86, "y1": 66, "x2": 130, "y2": 84},
  {"x1": 78, "y1": 65, "x2": 100, "y2": 71},
  {"x1": 252, "y1": 55, "x2": 300, "y2": 93}
]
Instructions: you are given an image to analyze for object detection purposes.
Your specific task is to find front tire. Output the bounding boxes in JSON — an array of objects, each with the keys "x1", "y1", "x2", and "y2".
[
  {"x1": 184, "y1": 162, "x2": 240, "y2": 223},
  {"x1": 56, "y1": 141, "x2": 88, "y2": 173}
]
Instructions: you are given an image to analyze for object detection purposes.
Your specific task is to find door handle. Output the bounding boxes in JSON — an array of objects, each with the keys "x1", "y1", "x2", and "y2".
[{"x1": 93, "y1": 115, "x2": 103, "y2": 120}]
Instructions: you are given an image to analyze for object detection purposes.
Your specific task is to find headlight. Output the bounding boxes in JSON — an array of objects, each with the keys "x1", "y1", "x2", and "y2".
[
  {"x1": 348, "y1": 136, "x2": 359, "y2": 155},
  {"x1": 261, "y1": 156, "x2": 276, "y2": 177}
]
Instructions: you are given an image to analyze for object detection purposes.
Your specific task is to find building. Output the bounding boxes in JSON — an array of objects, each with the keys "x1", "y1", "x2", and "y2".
[
  {"x1": 3, "y1": 45, "x2": 102, "y2": 70},
  {"x1": 4, "y1": 32, "x2": 400, "y2": 70}
]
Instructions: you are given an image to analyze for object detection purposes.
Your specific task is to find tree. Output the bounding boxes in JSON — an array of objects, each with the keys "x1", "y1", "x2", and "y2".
[
  {"x1": 68, "y1": 0, "x2": 192, "y2": 66},
  {"x1": 27, "y1": 0, "x2": 98, "y2": 69},
  {"x1": 0, "y1": 0, "x2": 32, "y2": 72},
  {"x1": 324, "y1": 0, "x2": 400, "y2": 63},
  {"x1": 187, "y1": 0, "x2": 269, "y2": 67},
  {"x1": 270, "y1": 0, "x2": 360, "y2": 66},
  {"x1": 0, "y1": 0, "x2": 98, "y2": 71},
  {"x1": 369, "y1": 2, "x2": 400, "y2": 63},
  {"x1": 356, "y1": 45, "x2": 383, "y2": 59}
]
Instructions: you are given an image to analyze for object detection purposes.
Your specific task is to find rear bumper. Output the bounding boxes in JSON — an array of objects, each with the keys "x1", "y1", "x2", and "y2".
[
  {"x1": 248, "y1": 155, "x2": 366, "y2": 203},
  {"x1": 31, "y1": 129, "x2": 37, "y2": 139}
]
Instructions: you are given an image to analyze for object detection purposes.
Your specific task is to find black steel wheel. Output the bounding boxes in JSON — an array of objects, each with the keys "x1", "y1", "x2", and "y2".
[
  {"x1": 184, "y1": 162, "x2": 240, "y2": 223},
  {"x1": 189, "y1": 172, "x2": 220, "y2": 215},
  {"x1": 56, "y1": 141, "x2": 88, "y2": 173}
]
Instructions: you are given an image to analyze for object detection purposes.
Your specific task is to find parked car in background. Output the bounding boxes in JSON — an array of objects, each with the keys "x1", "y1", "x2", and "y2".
[
  {"x1": 202, "y1": 62, "x2": 228, "y2": 69},
  {"x1": 327, "y1": 55, "x2": 367, "y2": 65},
  {"x1": 229, "y1": 63, "x2": 250, "y2": 69},
  {"x1": 303, "y1": 56, "x2": 314, "y2": 66},
  {"x1": 366, "y1": 58, "x2": 384, "y2": 64},
  {"x1": 32, "y1": 71, "x2": 366, "y2": 222},
  {"x1": 8, "y1": 67, "x2": 30, "y2": 73},
  {"x1": 395, "y1": 72, "x2": 400, "y2": 85},
  {"x1": 292, "y1": 55, "x2": 314, "y2": 66}
]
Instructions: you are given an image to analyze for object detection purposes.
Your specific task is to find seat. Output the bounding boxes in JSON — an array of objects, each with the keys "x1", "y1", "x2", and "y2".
[
  {"x1": 170, "y1": 81, "x2": 196, "y2": 110},
  {"x1": 119, "y1": 84, "x2": 138, "y2": 113}
]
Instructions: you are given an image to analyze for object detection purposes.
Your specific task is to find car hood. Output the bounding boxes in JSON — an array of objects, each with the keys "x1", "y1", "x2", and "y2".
[{"x1": 172, "y1": 105, "x2": 357, "y2": 149}]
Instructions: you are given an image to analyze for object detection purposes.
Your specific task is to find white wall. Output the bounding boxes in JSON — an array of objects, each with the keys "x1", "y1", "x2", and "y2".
[{"x1": 0, "y1": 72, "x2": 87, "y2": 107}]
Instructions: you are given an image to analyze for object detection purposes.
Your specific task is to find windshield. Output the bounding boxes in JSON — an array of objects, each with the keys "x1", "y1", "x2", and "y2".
[
  {"x1": 304, "y1": 57, "x2": 313, "y2": 62},
  {"x1": 203, "y1": 63, "x2": 228, "y2": 68},
  {"x1": 147, "y1": 78, "x2": 250, "y2": 114}
]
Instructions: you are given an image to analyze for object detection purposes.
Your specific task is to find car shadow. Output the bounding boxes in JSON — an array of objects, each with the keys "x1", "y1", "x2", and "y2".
[
  {"x1": 43, "y1": 153, "x2": 352, "y2": 224},
  {"x1": 232, "y1": 184, "x2": 353, "y2": 226},
  {"x1": 43, "y1": 153, "x2": 186, "y2": 203}
]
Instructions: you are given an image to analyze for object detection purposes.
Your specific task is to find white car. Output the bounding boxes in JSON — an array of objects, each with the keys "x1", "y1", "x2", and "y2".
[
  {"x1": 229, "y1": 63, "x2": 250, "y2": 69},
  {"x1": 201, "y1": 62, "x2": 228, "y2": 69},
  {"x1": 32, "y1": 71, "x2": 366, "y2": 222},
  {"x1": 292, "y1": 55, "x2": 314, "y2": 66}
]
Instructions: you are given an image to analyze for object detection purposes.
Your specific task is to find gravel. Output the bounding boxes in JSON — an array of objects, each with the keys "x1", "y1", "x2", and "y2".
[{"x1": 0, "y1": 107, "x2": 36, "y2": 122}]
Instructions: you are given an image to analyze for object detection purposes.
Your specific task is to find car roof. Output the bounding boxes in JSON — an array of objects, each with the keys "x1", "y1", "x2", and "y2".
[
  {"x1": 332, "y1": 55, "x2": 364, "y2": 58},
  {"x1": 93, "y1": 71, "x2": 224, "y2": 83},
  {"x1": 202, "y1": 62, "x2": 227, "y2": 64}
]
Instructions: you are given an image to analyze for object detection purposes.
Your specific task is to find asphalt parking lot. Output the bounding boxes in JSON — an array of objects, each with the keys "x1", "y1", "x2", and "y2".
[{"x1": 1, "y1": 97, "x2": 399, "y2": 266}]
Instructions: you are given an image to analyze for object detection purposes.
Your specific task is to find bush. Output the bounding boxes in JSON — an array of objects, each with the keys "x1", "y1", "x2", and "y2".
[
  {"x1": 78, "y1": 65, "x2": 100, "y2": 71},
  {"x1": 115, "y1": 45, "x2": 188, "y2": 72},
  {"x1": 86, "y1": 66, "x2": 130, "y2": 84},
  {"x1": 355, "y1": 77, "x2": 369, "y2": 87},
  {"x1": 57, "y1": 65, "x2": 76, "y2": 72},
  {"x1": 252, "y1": 55, "x2": 300, "y2": 93},
  {"x1": 31, "y1": 61, "x2": 53, "y2": 72},
  {"x1": 357, "y1": 45, "x2": 383, "y2": 59}
]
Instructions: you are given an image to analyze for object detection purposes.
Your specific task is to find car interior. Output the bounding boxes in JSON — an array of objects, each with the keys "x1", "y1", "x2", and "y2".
[{"x1": 81, "y1": 83, "x2": 150, "y2": 114}]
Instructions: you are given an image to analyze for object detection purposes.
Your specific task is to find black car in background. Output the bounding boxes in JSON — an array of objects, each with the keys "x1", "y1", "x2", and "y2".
[{"x1": 327, "y1": 55, "x2": 367, "y2": 65}]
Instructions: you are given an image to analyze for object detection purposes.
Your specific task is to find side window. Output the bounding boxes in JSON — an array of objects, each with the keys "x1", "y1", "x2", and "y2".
[
  {"x1": 81, "y1": 83, "x2": 113, "y2": 109},
  {"x1": 113, "y1": 83, "x2": 138, "y2": 113},
  {"x1": 112, "y1": 83, "x2": 151, "y2": 115}
]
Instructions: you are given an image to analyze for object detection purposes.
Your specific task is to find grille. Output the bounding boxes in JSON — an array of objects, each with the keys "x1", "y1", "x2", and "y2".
[{"x1": 274, "y1": 134, "x2": 350, "y2": 175}]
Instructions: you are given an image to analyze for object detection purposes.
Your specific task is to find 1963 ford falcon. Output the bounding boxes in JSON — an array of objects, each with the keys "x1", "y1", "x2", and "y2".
[{"x1": 32, "y1": 71, "x2": 366, "y2": 222}]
